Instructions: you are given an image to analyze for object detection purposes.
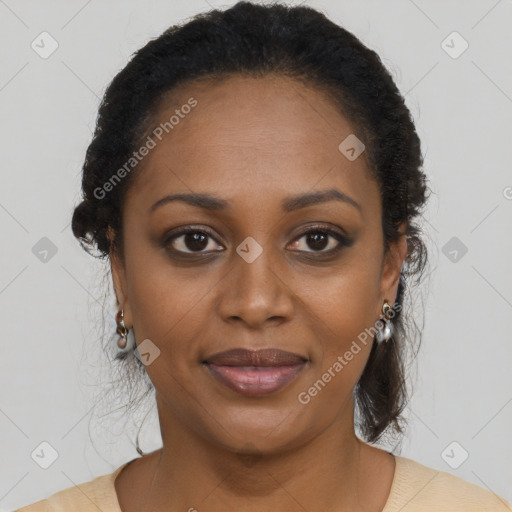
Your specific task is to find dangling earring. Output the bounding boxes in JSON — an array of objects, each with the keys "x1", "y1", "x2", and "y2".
[
  {"x1": 116, "y1": 308, "x2": 129, "y2": 349},
  {"x1": 135, "y1": 428, "x2": 145, "y2": 457},
  {"x1": 375, "y1": 300, "x2": 394, "y2": 344}
]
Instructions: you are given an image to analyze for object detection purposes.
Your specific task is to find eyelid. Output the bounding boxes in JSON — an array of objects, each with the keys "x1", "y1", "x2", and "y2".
[{"x1": 291, "y1": 223, "x2": 349, "y2": 240}]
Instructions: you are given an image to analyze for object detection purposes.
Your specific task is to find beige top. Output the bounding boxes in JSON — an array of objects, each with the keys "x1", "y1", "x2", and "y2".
[{"x1": 15, "y1": 455, "x2": 512, "y2": 511}]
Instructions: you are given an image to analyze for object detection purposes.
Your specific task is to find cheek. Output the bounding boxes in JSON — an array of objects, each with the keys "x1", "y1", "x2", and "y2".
[
  {"x1": 126, "y1": 268, "x2": 211, "y2": 402},
  {"x1": 121, "y1": 235, "x2": 204, "y2": 358},
  {"x1": 296, "y1": 259, "x2": 382, "y2": 378},
  {"x1": 128, "y1": 267, "x2": 207, "y2": 359},
  {"x1": 308, "y1": 257, "x2": 381, "y2": 326}
]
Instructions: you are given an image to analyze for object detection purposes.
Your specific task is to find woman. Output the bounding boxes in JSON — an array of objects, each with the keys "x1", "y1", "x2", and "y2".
[{"x1": 17, "y1": 1, "x2": 512, "y2": 511}]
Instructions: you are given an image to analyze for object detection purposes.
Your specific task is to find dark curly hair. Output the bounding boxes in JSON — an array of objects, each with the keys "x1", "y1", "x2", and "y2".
[{"x1": 71, "y1": 1, "x2": 429, "y2": 445}]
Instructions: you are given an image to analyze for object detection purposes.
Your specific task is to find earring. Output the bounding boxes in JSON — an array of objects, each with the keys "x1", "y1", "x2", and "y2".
[
  {"x1": 135, "y1": 430, "x2": 145, "y2": 457},
  {"x1": 375, "y1": 300, "x2": 394, "y2": 344},
  {"x1": 116, "y1": 308, "x2": 129, "y2": 349}
]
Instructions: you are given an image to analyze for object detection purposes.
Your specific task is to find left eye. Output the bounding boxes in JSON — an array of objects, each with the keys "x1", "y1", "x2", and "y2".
[{"x1": 288, "y1": 229, "x2": 347, "y2": 253}]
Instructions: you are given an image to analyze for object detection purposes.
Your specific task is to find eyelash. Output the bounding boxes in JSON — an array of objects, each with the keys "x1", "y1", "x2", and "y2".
[{"x1": 163, "y1": 224, "x2": 352, "y2": 257}]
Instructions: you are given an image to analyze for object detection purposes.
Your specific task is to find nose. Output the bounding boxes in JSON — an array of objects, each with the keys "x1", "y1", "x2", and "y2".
[{"x1": 217, "y1": 244, "x2": 294, "y2": 329}]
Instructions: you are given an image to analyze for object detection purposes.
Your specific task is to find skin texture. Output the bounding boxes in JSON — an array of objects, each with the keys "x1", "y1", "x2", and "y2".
[{"x1": 111, "y1": 74, "x2": 407, "y2": 511}]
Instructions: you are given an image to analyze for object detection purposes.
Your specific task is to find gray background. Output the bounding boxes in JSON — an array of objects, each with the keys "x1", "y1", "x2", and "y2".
[{"x1": 1, "y1": 0, "x2": 511, "y2": 509}]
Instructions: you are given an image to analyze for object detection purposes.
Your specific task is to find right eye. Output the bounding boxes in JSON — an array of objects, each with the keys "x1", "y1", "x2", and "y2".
[{"x1": 164, "y1": 227, "x2": 224, "y2": 254}]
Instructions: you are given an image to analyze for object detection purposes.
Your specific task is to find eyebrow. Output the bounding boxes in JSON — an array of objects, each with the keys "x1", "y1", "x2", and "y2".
[{"x1": 150, "y1": 188, "x2": 362, "y2": 214}]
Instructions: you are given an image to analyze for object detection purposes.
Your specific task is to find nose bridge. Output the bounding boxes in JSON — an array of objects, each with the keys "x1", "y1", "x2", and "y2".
[
  {"x1": 238, "y1": 240, "x2": 278, "y2": 292},
  {"x1": 218, "y1": 236, "x2": 293, "y2": 326}
]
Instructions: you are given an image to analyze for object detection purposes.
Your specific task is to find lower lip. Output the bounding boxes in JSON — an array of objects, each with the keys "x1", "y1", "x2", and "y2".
[{"x1": 204, "y1": 363, "x2": 306, "y2": 396}]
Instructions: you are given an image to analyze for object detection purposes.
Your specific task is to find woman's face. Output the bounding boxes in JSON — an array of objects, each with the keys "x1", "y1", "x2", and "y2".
[{"x1": 111, "y1": 74, "x2": 406, "y2": 454}]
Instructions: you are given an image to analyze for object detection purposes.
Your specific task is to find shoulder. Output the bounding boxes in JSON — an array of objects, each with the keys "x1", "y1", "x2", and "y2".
[
  {"x1": 14, "y1": 462, "x2": 129, "y2": 512},
  {"x1": 384, "y1": 455, "x2": 512, "y2": 512}
]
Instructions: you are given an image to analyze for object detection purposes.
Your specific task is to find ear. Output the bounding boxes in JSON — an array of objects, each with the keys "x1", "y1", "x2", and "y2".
[
  {"x1": 379, "y1": 222, "x2": 408, "y2": 309},
  {"x1": 107, "y1": 227, "x2": 133, "y2": 328}
]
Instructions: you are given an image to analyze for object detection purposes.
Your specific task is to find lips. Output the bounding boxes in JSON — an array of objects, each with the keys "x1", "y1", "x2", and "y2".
[
  {"x1": 204, "y1": 348, "x2": 307, "y2": 366},
  {"x1": 203, "y1": 348, "x2": 308, "y2": 397}
]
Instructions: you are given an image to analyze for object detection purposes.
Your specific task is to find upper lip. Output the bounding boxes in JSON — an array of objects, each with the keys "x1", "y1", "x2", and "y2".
[{"x1": 203, "y1": 348, "x2": 308, "y2": 367}]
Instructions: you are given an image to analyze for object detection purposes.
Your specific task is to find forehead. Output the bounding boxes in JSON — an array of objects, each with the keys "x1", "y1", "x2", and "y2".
[{"x1": 126, "y1": 74, "x2": 377, "y2": 216}]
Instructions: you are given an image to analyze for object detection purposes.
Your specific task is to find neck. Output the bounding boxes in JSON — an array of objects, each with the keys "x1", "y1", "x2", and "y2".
[{"x1": 136, "y1": 395, "x2": 392, "y2": 512}]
